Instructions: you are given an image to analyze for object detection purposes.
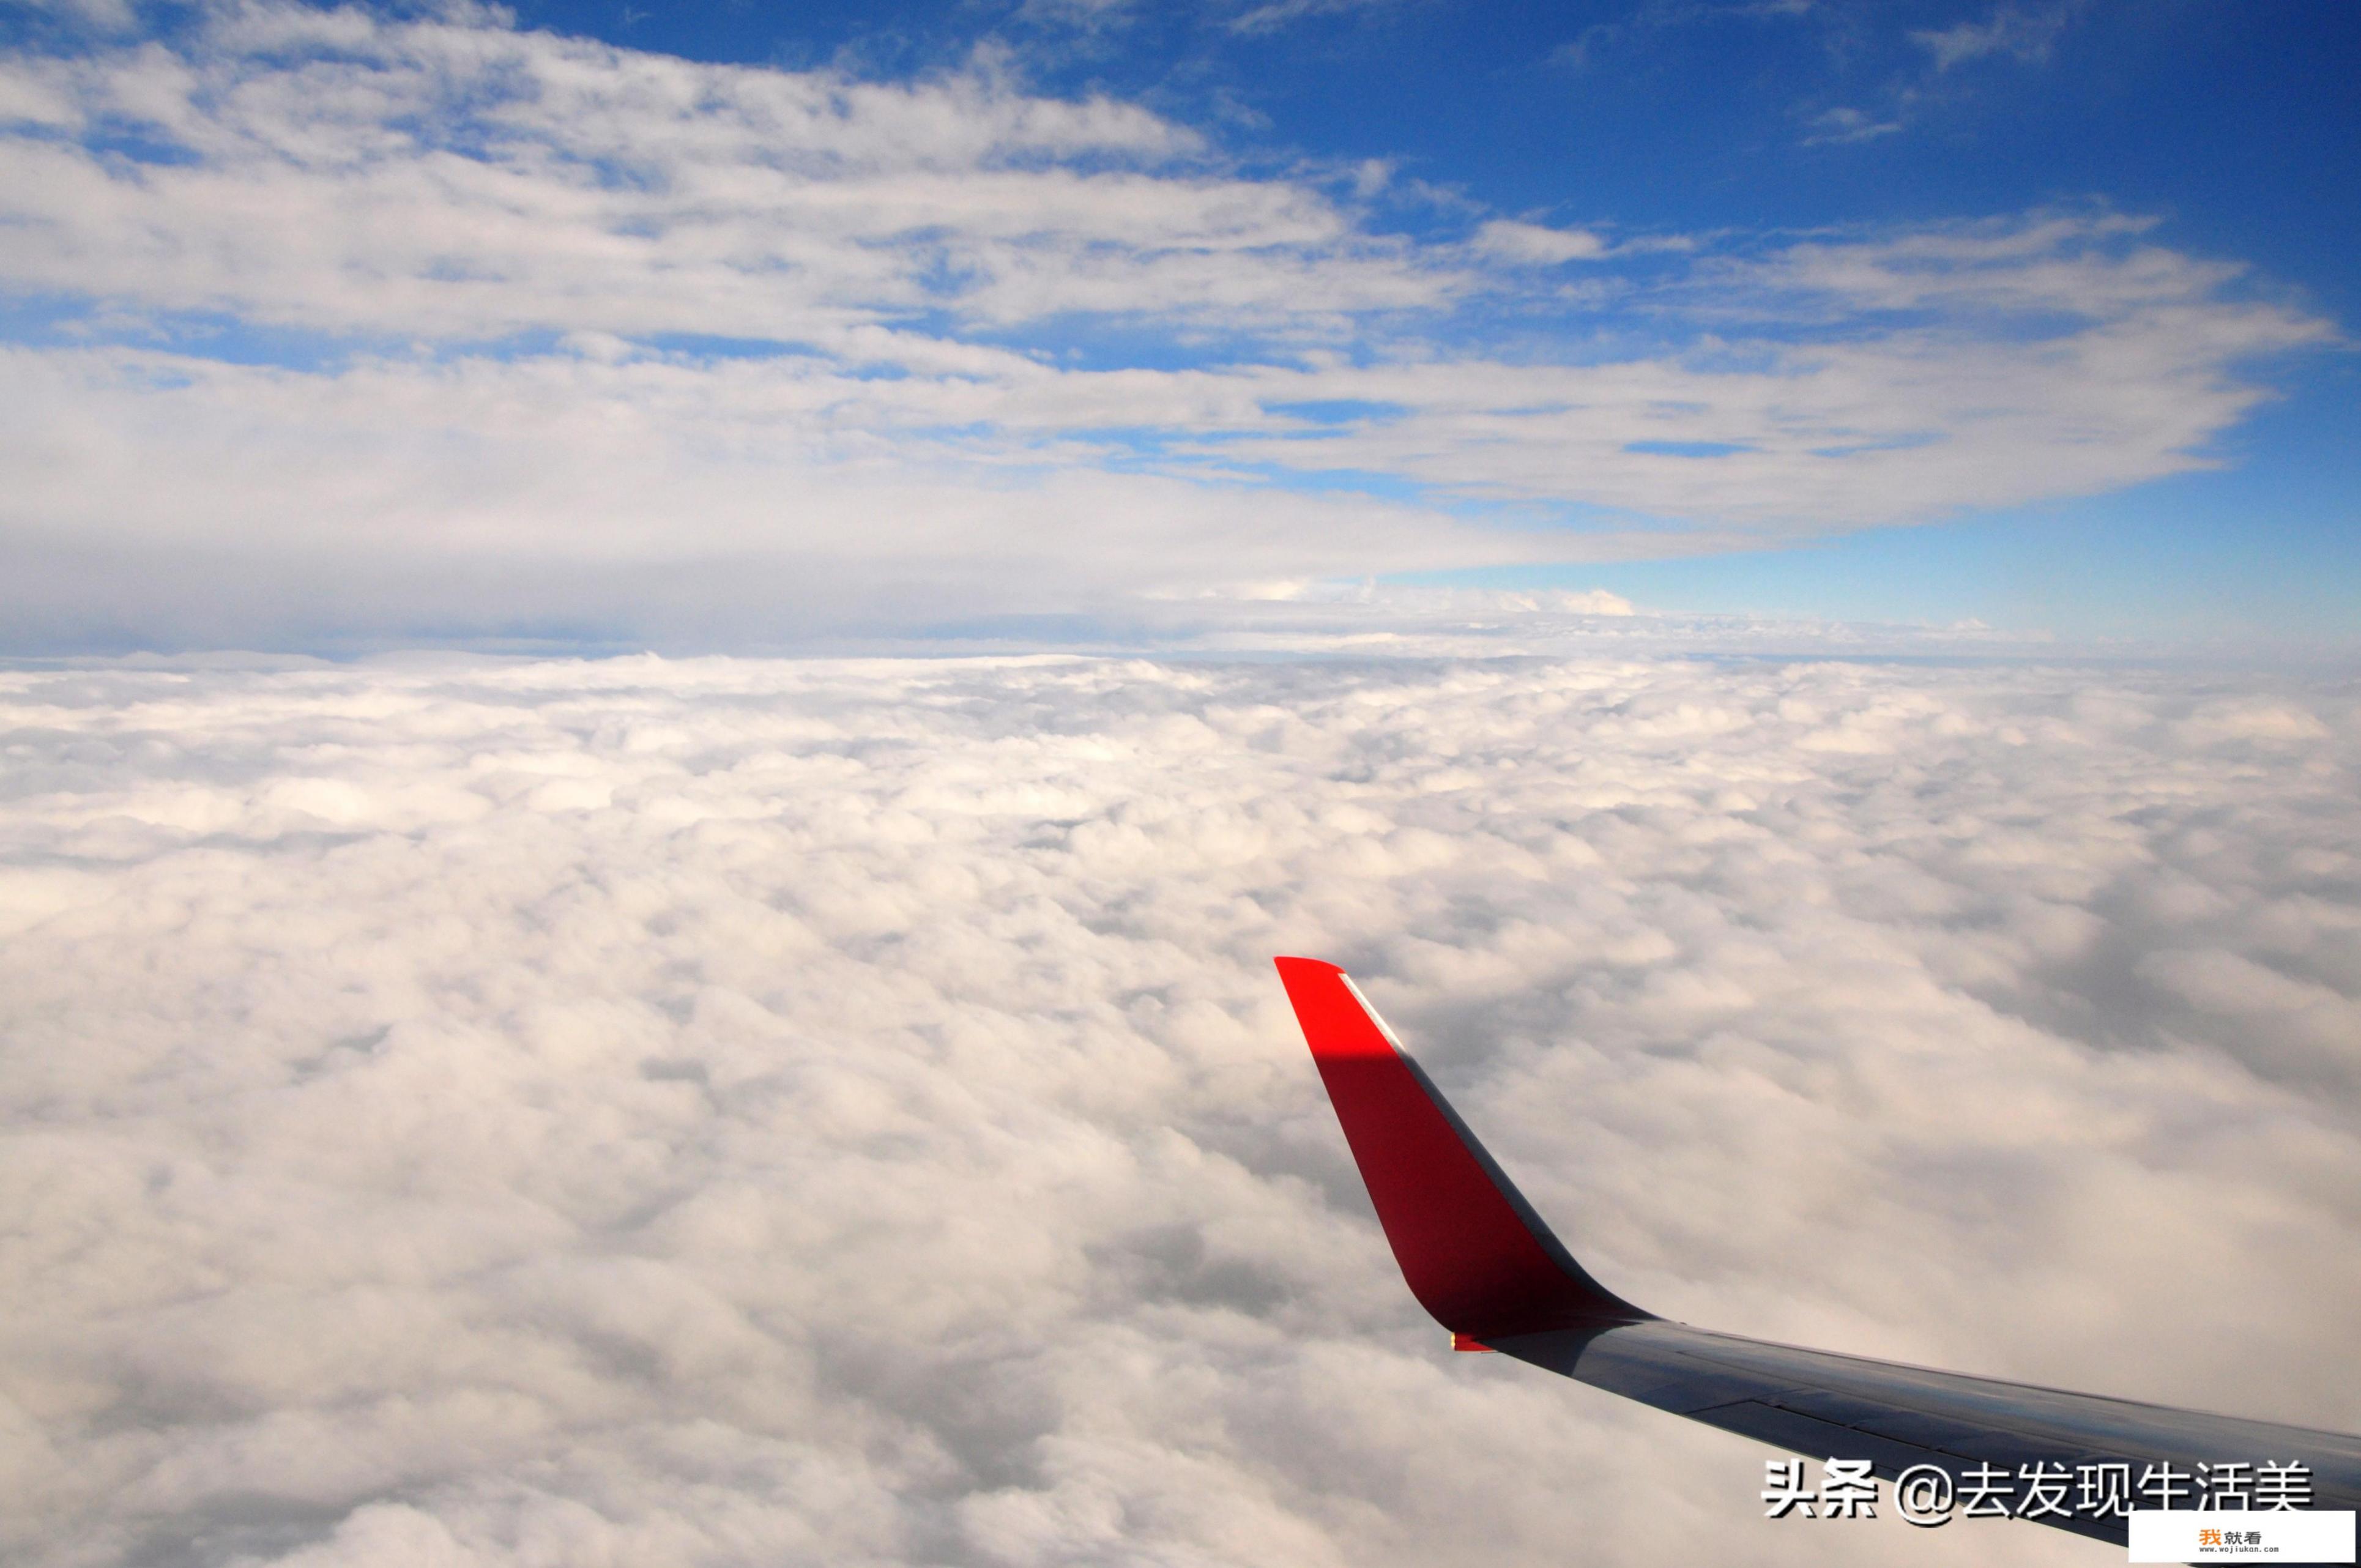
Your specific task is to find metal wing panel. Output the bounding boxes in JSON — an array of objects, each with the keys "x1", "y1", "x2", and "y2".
[{"x1": 1497, "y1": 1320, "x2": 2361, "y2": 1545}]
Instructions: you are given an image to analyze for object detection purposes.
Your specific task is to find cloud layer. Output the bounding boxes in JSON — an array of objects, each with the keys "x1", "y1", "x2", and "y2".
[
  {"x1": 0, "y1": 2, "x2": 2333, "y2": 647},
  {"x1": 2, "y1": 653, "x2": 2355, "y2": 1566}
]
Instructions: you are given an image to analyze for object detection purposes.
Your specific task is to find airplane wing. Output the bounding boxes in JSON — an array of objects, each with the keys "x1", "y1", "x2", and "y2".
[{"x1": 1274, "y1": 956, "x2": 2361, "y2": 1551}]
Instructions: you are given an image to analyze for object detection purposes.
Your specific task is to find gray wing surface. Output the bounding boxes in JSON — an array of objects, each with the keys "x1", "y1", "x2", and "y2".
[
  {"x1": 1273, "y1": 955, "x2": 2361, "y2": 1553},
  {"x1": 1500, "y1": 1319, "x2": 2361, "y2": 1548}
]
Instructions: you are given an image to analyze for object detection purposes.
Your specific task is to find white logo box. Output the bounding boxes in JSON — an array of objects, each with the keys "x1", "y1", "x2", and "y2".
[{"x1": 2128, "y1": 1510, "x2": 2355, "y2": 1563}]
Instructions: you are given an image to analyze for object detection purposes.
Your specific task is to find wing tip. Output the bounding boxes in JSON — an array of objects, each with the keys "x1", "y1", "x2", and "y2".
[
  {"x1": 1272, "y1": 956, "x2": 1396, "y2": 1062},
  {"x1": 1271, "y1": 954, "x2": 1341, "y2": 977},
  {"x1": 1271, "y1": 953, "x2": 1654, "y2": 1336}
]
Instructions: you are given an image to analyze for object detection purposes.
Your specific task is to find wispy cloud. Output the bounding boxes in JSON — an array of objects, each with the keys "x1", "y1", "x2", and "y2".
[
  {"x1": 1791, "y1": 2, "x2": 2086, "y2": 146},
  {"x1": 1469, "y1": 218, "x2": 1611, "y2": 264},
  {"x1": 1549, "y1": 0, "x2": 1816, "y2": 71},
  {"x1": 1913, "y1": 2, "x2": 2082, "y2": 70},
  {"x1": 4, "y1": 0, "x2": 138, "y2": 31},
  {"x1": 1801, "y1": 104, "x2": 1903, "y2": 144},
  {"x1": 1222, "y1": 0, "x2": 1396, "y2": 37},
  {"x1": 0, "y1": 2, "x2": 2333, "y2": 649}
]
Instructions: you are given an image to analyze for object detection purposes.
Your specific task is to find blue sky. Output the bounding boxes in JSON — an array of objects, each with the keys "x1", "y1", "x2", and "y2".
[{"x1": 1, "y1": 0, "x2": 2353, "y2": 650}]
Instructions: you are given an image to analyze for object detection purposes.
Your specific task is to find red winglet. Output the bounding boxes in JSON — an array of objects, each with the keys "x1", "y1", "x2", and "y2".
[{"x1": 1274, "y1": 956, "x2": 1645, "y2": 1340}]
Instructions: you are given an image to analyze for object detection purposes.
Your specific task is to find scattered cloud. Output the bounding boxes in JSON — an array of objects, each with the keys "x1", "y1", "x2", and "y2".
[
  {"x1": 1014, "y1": 0, "x2": 1142, "y2": 30},
  {"x1": 1801, "y1": 104, "x2": 1903, "y2": 144},
  {"x1": 1790, "y1": 2, "x2": 2088, "y2": 146},
  {"x1": 1545, "y1": 28, "x2": 1614, "y2": 72},
  {"x1": 1549, "y1": 0, "x2": 1816, "y2": 72},
  {"x1": 1221, "y1": 0, "x2": 1396, "y2": 37},
  {"x1": 2, "y1": 0, "x2": 138, "y2": 32},
  {"x1": 1913, "y1": 3, "x2": 2082, "y2": 71},
  {"x1": 0, "y1": 2, "x2": 2336, "y2": 649},
  {"x1": 2, "y1": 653, "x2": 2356, "y2": 1567},
  {"x1": 1470, "y1": 218, "x2": 1611, "y2": 265},
  {"x1": 0, "y1": 10, "x2": 1394, "y2": 338}
]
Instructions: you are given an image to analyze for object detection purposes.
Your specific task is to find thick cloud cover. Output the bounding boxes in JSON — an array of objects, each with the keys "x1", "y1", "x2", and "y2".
[{"x1": 2, "y1": 653, "x2": 2357, "y2": 1567}]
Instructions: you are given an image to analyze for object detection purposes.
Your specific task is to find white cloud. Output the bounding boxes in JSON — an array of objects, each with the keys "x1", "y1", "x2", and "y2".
[
  {"x1": 0, "y1": 4, "x2": 2337, "y2": 647},
  {"x1": 1015, "y1": 0, "x2": 1141, "y2": 30},
  {"x1": 1913, "y1": 4, "x2": 2080, "y2": 71},
  {"x1": 1222, "y1": 0, "x2": 1396, "y2": 37},
  {"x1": 3, "y1": 0, "x2": 138, "y2": 32},
  {"x1": 0, "y1": 210, "x2": 2326, "y2": 648},
  {"x1": 1471, "y1": 219, "x2": 1609, "y2": 265},
  {"x1": 0, "y1": 6, "x2": 1430, "y2": 340},
  {"x1": 1801, "y1": 105, "x2": 1903, "y2": 144},
  {"x1": 0, "y1": 653, "x2": 2355, "y2": 1566},
  {"x1": 1790, "y1": 4, "x2": 2084, "y2": 149}
]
